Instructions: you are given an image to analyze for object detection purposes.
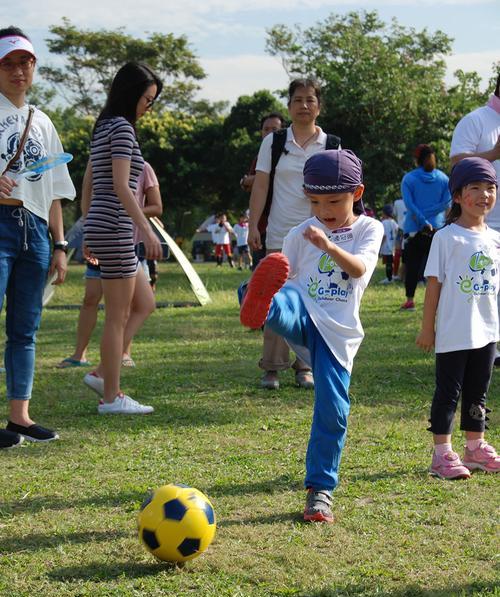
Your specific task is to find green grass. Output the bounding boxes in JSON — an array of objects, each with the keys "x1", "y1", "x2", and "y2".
[{"x1": 1, "y1": 263, "x2": 499, "y2": 597}]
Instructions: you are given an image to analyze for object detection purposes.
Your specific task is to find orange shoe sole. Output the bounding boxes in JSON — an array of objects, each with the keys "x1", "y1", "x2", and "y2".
[
  {"x1": 240, "y1": 253, "x2": 289, "y2": 329},
  {"x1": 303, "y1": 511, "x2": 334, "y2": 523}
]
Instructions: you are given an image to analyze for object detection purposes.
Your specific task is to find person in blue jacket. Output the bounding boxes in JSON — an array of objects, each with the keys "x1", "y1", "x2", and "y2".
[{"x1": 400, "y1": 144, "x2": 451, "y2": 311}]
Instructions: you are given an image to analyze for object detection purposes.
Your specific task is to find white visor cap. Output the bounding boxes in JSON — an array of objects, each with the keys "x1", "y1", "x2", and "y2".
[{"x1": 0, "y1": 35, "x2": 36, "y2": 61}]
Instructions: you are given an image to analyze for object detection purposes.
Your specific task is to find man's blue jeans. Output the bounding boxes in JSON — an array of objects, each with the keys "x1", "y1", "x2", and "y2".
[{"x1": 0, "y1": 205, "x2": 50, "y2": 400}]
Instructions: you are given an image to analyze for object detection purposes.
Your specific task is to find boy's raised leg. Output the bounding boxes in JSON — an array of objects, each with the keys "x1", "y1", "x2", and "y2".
[{"x1": 240, "y1": 253, "x2": 289, "y2": 329}]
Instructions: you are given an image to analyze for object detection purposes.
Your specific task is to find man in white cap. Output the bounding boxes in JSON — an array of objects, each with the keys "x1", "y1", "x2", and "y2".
[{"x1": 0, "y1": 26, "x2": 75, "y2": 449}]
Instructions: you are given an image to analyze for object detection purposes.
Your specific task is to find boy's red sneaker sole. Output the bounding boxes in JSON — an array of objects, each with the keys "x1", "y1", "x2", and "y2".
[
  {"x1": 240, "y1": 253, "x2": 289, "y2": 329},
  {"x1": 303, "y1": 511, "x2": 334, "y2": 523}
]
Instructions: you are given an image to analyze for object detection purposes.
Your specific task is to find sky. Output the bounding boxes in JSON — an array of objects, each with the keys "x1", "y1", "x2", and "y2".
[{"x1": 2, "y1": 0, "x2": 499, "y2": 106}]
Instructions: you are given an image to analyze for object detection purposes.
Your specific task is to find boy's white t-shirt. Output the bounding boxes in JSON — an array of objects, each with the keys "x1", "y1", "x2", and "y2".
[
  {"x1": 424, "y1": 223, "x2": 500, "y2": 353},
  {"x1": 233, "y1": 223, "x2": 249, "y2": 246},
  {"x1": 380, "y1": 218, "x2": 399, "y2": 255},
  {"x1": 207, "y1": 223, "x2": 232, "y2": 245},
  {"x1": 450, "y1": 105, "x2": 500, "y2": 229},
  {"x1": 0, "y1": 94, "x2": 76, "y2": 222},
  {"x1": 255, "y1": 126, "x2": 328, "y2": 250},
  {"x1": 393, "y1": 198, "x2": 407, "y2": 230},
  {"x1": 282, "y1": 215, "x2": 384, "y2": 373}
]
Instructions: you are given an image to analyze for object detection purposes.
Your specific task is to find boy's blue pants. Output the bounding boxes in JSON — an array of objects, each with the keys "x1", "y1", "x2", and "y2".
[{"x1": 263, "y1": 285, "x2": 351, "y2": 491}]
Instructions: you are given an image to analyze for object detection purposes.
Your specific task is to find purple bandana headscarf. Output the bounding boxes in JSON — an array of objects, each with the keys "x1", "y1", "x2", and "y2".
[
  {"x1": 303, "y1": 149, "x2": 365, "y2": 214},
  {"x1": 449, "y1": 157, "x2": 498, "y2": 195}
]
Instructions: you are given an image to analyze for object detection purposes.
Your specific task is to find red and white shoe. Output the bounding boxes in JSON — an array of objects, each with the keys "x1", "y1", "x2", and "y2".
[
  {"x1": 240, "y1": 253, "x2": 289, "y2": 329},
  {"x1": 303, "y1": 488, "x2": 334, "y2": 523},
  {"x1": 98, "y1": 393, "x2": 154, "y2": 415}
]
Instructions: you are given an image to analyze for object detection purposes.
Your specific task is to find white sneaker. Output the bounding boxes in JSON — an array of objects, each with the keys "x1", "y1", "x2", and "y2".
[
  {"x1": 98, "y1": 393, "x2": 154, "y2": 415},
  {"x1": 83, "y1": 372, "x2": 104, "y2": 397},
  {"x1": 379, "y1": 278, "x2": 393, "y2": 285},
  {"x1": 392, "y1": 275, "x2": 401, "y2": 281}
]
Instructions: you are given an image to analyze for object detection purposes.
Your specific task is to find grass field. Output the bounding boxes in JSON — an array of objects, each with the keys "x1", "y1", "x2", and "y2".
[{"x1": 1, "y1": 262, "x2": 499, "y2": 597}]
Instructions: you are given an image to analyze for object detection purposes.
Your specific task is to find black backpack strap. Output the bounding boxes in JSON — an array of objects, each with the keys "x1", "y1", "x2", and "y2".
[
  {"x1": 270, "y1": 128, "x2": 288, "y2": 174},
  {"x1": 325, "y1": 133, "x2": 341, "y2": 150},
  {"x1": 258, "y1": 129, "x2": 288, "y2": 234}
]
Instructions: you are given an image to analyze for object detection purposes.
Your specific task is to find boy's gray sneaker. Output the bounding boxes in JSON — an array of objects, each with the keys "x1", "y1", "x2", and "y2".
[{"x1": 303, "y1": 488, "x2": 334, "y2": 523}]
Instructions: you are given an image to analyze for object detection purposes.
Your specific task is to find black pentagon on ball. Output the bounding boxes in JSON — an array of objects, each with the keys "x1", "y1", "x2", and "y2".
[
  {"x1": 203, "y1": 502, "x2": 215, "y2": 525},
  {"x1": 142, "y1": 528, "x2": 160, "y2": 550},
  {"x1": 178, "y1": 537, "x2": 201, "y2": 557},
  {"x1": 163, "y1": 498, "x2": 187, "y2": 521}
]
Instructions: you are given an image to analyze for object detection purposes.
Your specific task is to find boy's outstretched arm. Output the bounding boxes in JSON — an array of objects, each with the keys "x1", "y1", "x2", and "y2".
[
  {"x1": 416, "y1": 276, "x2": 441, "y2": 352},
  {"x1": 303, "y1": 225, "x2": 367, "y2": 278}
]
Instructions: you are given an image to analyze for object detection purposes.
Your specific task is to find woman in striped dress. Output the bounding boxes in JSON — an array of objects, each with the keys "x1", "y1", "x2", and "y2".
[{"x1": 84, "y1": 62, "x2": 162, "y2": 415}]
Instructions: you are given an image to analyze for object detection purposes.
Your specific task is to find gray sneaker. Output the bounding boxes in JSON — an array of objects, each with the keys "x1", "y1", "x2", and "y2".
[
  {"x1": 261, "y1": 370, "x2": 279, "y2": 390},
  {"x1": 303, "y1": 489, "x2": 334, "y2": 523}
]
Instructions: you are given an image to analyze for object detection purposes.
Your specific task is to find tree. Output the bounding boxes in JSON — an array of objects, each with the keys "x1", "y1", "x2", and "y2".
[
  {"x1": 40, "y1": 18, "x2": 206, "y2": 116},
  {"x1": 266, "y1": 11, "x2": 489, "y2": 207}
]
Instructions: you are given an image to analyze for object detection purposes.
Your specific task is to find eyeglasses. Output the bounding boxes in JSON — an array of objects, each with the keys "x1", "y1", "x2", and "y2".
[
  {"x1": 0, "y1": 57, "x2": 36, "y2": 72},
  {"x1": 142, "y1": 95, "x2": 155, "y2": 109}
]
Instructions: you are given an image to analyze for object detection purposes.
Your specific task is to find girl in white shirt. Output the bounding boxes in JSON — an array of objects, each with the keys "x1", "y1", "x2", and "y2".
[{"x1": 417, "y1": 157, "x2": 500, "y2": 479}]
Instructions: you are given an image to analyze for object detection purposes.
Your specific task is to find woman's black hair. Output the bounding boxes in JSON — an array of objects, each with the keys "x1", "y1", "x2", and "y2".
[
  {"x1": 97, "y1": 62, "x2": 162, "y2": 127},
  {"x1": 288, "y1": 78, "x2": 321, "y2": 105},
  {"x1": 0, "y1": 26, "x2": 31, "y2": 41},
  {"x1": 495, "y1": 72, "x2": 500, "y2": 97},
  {"x1": 416, "y1": 145, "x2": 435, "y2": 167},
  {"x1": 446, "y1": 195, "x2": 462, "y2": 225}
]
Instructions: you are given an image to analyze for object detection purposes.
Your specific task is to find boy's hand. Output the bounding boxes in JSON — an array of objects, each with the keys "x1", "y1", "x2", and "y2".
[
  {"x1": 303, "y1": 225, "x2": 331, "y2": 252},
  {"x1": 416, "y1": 329, "x2": 435, "y2": 352}
]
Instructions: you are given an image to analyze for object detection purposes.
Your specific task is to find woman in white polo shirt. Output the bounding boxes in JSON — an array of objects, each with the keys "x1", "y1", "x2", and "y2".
[
  {"x1": 0, "y1": 26, "x2": 75, "y2": 448},
  {"x1": 248, "y1": 78, "x2": 339, "y2": 390}
]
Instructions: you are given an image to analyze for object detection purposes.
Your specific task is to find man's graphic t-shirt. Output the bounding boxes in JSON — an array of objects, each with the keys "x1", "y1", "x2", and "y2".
[
  {"x1": 424, "y1": 223, "x2": 500, "y2": 353},
  {"x1": 282, "y1": 215, "x2": 383, "y2": 372}
]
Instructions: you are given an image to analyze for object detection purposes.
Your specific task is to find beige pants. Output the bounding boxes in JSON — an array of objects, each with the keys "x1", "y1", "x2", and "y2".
[{"x1": 259, "y1": 249, "x2": 311, "y2": 373}]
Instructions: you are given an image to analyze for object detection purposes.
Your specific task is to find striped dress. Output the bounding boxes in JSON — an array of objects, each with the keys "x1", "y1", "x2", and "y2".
[{"x1": 84, "y1": 116, "x2": 144, "y2": 279}]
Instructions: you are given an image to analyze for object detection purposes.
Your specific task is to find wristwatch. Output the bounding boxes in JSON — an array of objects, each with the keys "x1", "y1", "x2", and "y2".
[{"x1": 53, "y1": 240, "x2": 69, "y2": 253}]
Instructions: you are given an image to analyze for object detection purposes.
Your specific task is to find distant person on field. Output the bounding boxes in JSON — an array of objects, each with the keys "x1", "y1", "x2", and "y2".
[
  {"x1": 379, "y1": 204, "x2": 399, "y2": 285},
  {"x1": 233, "y1": 213, "x2": 252, "y2": 270},
  {"x1": 450, "y1": 72, "x2": 500, "y2": 365},
  {"x1": 240, "y1": 150, "x2": 383, "y2": 522},
  {"x1": 364, "y1": 203, "x2": 375, "y2": 218},
  {"x1": 206, "y1": 213, "x2": 234, "y2": 267},
  {"x1": 392, "y1": 196, "x2": 407, "y2": 281},
  {"x1": 400, "y1": 145, "x2": 451, "y2": 311},
  {"x1": 416, "y1": 157, "x2": 500, "y2": 478}
]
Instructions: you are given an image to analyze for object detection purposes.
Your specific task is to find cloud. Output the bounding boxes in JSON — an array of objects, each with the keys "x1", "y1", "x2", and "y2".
[
  {"x1": 197, "y1": 54, "x2": 289, "y2": 104},
  {"x1": 2, "y1": 0, "x2": 494, "y2": 32},
  {"x1": 445, "y1": 51, "x2": 500, "y2": 89}
]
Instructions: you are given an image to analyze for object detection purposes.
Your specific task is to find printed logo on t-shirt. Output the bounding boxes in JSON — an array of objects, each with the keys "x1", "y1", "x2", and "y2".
[
  {"x1": 0, "y1": 129, "x2": 45, "y2": 182},
  {"x1": 306, "y1": 252, "x2": 353, "y2": 302},
  {"x1": 456, "y1": 250, "x2": 497, "y2": 299}
]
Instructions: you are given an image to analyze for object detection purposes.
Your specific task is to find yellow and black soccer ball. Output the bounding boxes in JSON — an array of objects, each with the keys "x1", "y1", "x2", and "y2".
[{"x1": 138, "y1": 483, "x2": 216, "y2": 563}]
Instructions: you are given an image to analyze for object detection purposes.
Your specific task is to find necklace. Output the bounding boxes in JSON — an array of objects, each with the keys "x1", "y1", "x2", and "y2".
[{"x1": 292, "y1": 126, "x2": 318, "y2": 149}]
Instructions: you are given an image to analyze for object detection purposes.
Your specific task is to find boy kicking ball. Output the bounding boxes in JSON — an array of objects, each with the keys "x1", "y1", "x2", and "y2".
[{"x1": 240, "y1": 150, "x2": 383, "y2": 522}]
